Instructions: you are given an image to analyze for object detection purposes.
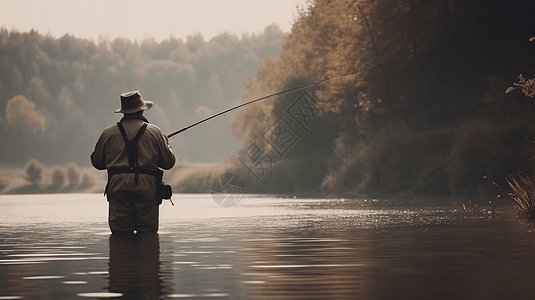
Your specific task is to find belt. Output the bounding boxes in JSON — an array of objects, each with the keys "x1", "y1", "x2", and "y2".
[
  {"x1": 107, "y1": 167, "x2": 163, "y2": 181},
  {"x1": 105, "y1": 167, "x2": 163, "y2": 196}
]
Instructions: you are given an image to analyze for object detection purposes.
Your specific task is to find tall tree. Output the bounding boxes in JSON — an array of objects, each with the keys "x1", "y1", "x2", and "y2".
[{"x1": 231, "y1": 0, "x2": 535, "y2": 196}]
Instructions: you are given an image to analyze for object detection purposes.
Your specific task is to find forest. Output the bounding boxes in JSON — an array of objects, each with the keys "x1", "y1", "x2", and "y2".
[
  {"x1": 221, "y1": 0, "x2": 535, "y2": 198},
  {"x1": 0, "y1": 24, "x2": 284, "y2": 165},
  {"x1": 0, "y1": 24, "x2": 284, "y2": 193},
  {"x1": 2, "y1": 0, "x2": 535, "y2": 198}
]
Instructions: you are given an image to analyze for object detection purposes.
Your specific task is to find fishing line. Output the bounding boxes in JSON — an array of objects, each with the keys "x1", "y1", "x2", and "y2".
[{"x1": 166, "y1": 72, "x2": 357, "y2": 138}]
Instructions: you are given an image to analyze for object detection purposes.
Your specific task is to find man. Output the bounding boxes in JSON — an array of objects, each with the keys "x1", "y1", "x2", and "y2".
[{"x1": 91, "y1": 91, "x2": 175, "y2": 233}]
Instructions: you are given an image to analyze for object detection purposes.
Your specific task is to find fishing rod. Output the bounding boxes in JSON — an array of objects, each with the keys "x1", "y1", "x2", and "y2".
[{"x1": 166, "y1": 73, "x2": 358, "y2": 138}]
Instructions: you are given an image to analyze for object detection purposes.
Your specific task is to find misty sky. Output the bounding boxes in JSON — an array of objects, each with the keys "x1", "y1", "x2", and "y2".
[
  {"x1": 0, "y1": 0, "x2": 308, "y2": 42},
  {"x1": 0, "y1": 0, "x2": 310, "y2": 168}
]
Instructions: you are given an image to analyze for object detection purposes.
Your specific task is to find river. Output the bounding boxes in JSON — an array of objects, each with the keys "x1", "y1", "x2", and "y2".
[{"x1": 1, "y1": 193, "x2": 534, "y2": 299}]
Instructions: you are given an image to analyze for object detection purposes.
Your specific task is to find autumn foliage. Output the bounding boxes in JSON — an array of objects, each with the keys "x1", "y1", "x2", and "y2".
[{"x1": 230, "y1": 0, "x2": 535, "y2": 197}]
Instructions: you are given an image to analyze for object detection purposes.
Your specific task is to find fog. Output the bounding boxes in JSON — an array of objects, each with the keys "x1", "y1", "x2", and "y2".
[
  {"x1": 0, "y1": 24, "x2": 285, "y2": 167},
  {"x1": 1, "y1": 159, "x2": 99, "y2": 194},
  {"x1": 2, "y1": 0, "x2": 534, "y2": 198},
  {"x1": 5, "y1": 95, "x2": 46, "y2": 134}
]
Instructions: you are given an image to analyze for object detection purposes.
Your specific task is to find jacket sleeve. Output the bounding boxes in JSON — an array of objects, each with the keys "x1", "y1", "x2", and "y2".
[
  {"x1": 90, "y1": 133, "x2": 107, "y2": 170},
  {"x1": 155, "y1": 129, "x2": 176, "y2": 170}
]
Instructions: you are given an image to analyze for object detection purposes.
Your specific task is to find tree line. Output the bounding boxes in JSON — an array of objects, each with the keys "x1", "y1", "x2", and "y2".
[
  {"x1": 221, "y1": 0, "x2": 535, "y2": 198},
  {"x1": 0, "y1": 24, "x2": 285, "y2": 167},
  {"x1": 2, "y1": 0, "x2": 534, "y2": 198}
]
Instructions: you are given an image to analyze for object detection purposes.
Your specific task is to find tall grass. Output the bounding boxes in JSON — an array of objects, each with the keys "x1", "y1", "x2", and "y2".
[
  {"x1": 462, "y1": 200, "x2": 480, "y2": 216},
  {"x1": 505, "y1": 173, "x2": 535, "y2": 219}
]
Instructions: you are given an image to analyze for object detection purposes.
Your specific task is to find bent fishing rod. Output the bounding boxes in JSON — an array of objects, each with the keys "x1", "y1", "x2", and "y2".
[{"x1": 167, "y1": 72, "x2": 358, "y2": 138}]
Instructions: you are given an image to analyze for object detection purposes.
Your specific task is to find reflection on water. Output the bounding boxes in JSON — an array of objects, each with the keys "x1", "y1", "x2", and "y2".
[
  {"x1": 108, "y1": 232, "x2": 162, "y2": 299},
  {"x1": 1, "y1": 194, "x2": 535, "y2": 299}
]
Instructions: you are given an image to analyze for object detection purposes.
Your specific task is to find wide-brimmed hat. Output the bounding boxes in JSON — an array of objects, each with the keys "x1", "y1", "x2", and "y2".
[{"x1": 115, "y1": 91, "x2": 153, "y2": 114}]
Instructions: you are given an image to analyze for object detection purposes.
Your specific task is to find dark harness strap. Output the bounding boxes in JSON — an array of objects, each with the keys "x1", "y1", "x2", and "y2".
[
  {"x1": 117, "y1": 122, "x2": 147, "y2": 170},
  {"x1": 116, "y1": 122, "x2": 147, "y2": 186},
  {"x1": 104, "y1": 121, "x2": 162, "y2": 196}
]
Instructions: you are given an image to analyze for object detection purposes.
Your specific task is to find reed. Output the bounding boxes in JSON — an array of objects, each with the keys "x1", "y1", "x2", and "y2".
[
  {"x1": 463, "y1": 200, "x2": 479, "y2": 216},
  {"x1": 505, "y1": 173, "x2": 535, "y2": 219}
]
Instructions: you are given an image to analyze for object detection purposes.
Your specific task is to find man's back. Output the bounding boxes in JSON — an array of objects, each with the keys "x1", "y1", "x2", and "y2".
[
  {"x1": 91, "y1": 115, "x2": 175, "y2": 194},
  {"x1": 90, "y1": 91, "x2": 175, "y2": 233}
]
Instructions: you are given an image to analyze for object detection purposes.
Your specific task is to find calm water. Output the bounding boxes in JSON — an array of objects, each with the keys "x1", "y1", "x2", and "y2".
[{"x1": 1, "y1": 194, "x2": 535, "y2": 299}]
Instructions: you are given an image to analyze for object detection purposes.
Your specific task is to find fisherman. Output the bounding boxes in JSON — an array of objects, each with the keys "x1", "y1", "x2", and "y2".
[{"x1": 91, "y1": 91, "x2": 175, "y2": 234}]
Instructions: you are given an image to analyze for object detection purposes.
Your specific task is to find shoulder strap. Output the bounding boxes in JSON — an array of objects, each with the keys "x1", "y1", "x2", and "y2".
[
  {"x1": 117, "y1": 122, "x2": 130, "y2": 148},
  {"x1": 116, "y1": 122, "x2": 148, "y2": 185},
  {"x1": 117, "y1": 122, "x2": 147, "y2": 140},
  {"x1": 130, "y1": 123, "x2": 148, "y2": 146}
]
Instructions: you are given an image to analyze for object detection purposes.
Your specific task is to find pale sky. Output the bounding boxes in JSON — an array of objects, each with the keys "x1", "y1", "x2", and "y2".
[{"x1": 0, "y1": 0, "x2": 309, "y2": 42}]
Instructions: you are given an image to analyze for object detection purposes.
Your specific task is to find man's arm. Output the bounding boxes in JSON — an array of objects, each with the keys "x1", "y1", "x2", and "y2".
[
  {"x1": 158, "y1": 134, "x2": 175, "y2": 170},
  {"x1": 90, "y1": 134, "x2": 107, "y2": 170},
  {"x1": 148, "y1": 125, "x2": 176, "y2": 170}
]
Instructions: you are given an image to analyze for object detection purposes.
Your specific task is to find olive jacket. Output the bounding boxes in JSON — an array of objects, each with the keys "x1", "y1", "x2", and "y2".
[{"x1": 91, "y1": 116, "x2": 175, "y2": 195}]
